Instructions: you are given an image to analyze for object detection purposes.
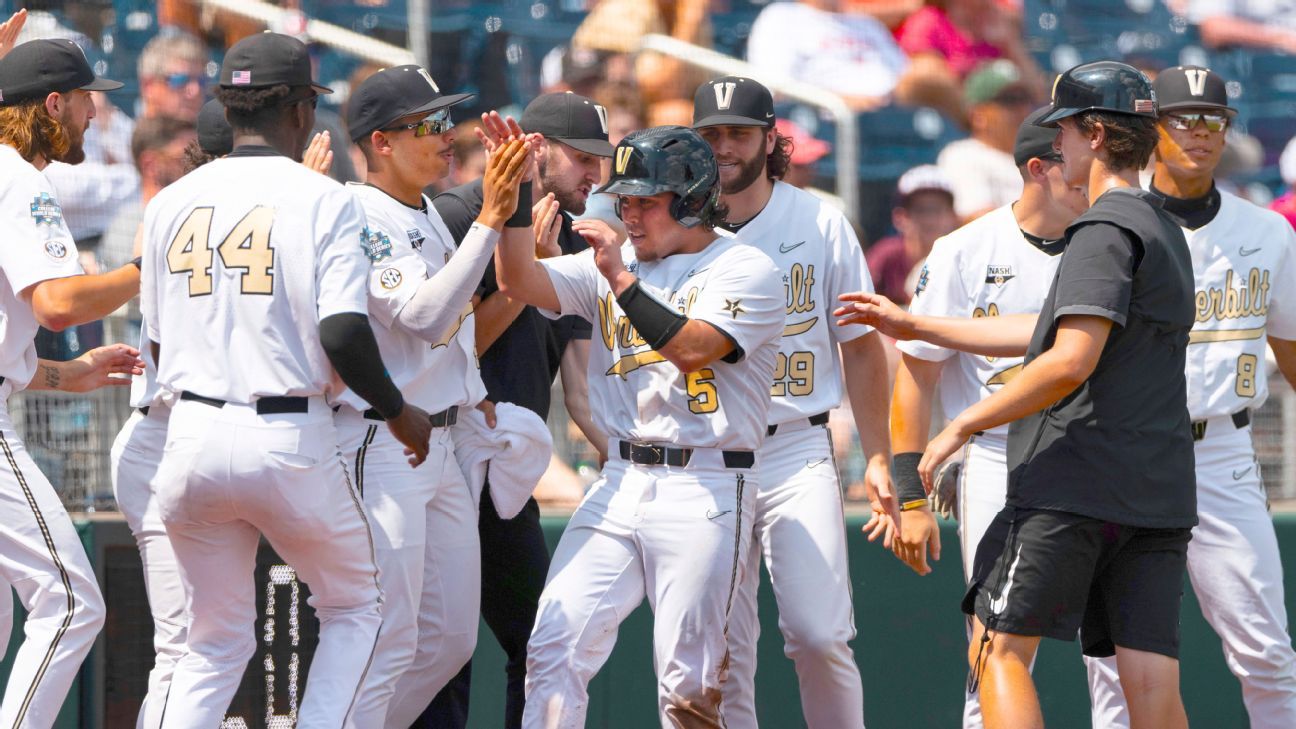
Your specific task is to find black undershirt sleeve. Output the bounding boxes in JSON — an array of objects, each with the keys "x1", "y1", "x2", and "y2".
[{"x1": 319, "y1": 312, "x2": 405, "y2": 418}]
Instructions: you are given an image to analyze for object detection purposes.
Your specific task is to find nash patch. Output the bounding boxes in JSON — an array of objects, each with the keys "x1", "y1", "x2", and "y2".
[
  {"x1": 407, "y1": 228, "x2": 425, "y2": 251},
  {"x1": 30, "y1": 193, "x2": 63, "y2": 226},
  {"x1": 985, "y1": 264, "x2": 1015, "y2": 286},
  {"x1": 363, "y1": 228, "x2": 394, "y2": 262}
]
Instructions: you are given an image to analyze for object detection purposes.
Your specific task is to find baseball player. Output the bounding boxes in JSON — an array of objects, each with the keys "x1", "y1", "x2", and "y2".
[
  {"x1": 495, "y1": 126, "x2": 785, "y2": 728},
  {"x1": 841, "y1": 61, "x2": 1197, "y2": 728},
  {"x1": 0, "y1": 38, "x2": 151, "y2": 728},
  {"x1": 1084, "y1": 65, "x2": 1296, "y2": 729},
  {"x1": 335, "y1": 66, "x2": 529, "y2": 728},
  {"x1": 882, "y1": 108, "x2": 1087, "y2": 728},
  {"x1": 139, "y1": 33, "x2": 433, "y2": 727},
  {"x1": 689, "y1": 76, "x2": 893, "y2": 729}
]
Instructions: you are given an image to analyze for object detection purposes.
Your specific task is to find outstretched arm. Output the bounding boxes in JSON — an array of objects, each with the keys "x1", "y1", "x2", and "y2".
[
  {"x1": 885, "y1": 353, "x2": 945, "y2": 575},
  {"x1": 842, "y1": 332, "x2": 900, "y2": 548},
  {"x1": 834, "y1": 291, "x2": 1035, "y2": 357},
  {"x1": 27, "y1": 344, "x2": 144, "y2": 392},
  {"x1": 24, "y1": 264, "x2": 141, "y2": 332}
]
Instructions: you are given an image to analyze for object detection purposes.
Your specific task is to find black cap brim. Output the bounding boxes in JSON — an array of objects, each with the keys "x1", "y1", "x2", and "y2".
[
  {"x1": 1158, "y1": 100, "x2": 1237, "y2": 116},
  {"x1": 82, "y1": 77, "x2": 124, "y2": 92},
  {"x1": 693, "y1": 113, "x2": 772, "y2": 128},
  {"x1": 554, "y1": 137, "x2": 615, "y2": 157},
  {"x1": 595, "y1": 178, "x2": 668, "y2": 197},
  {"x1": 311, "y1": 82, "x2": 335, "y2": 95},
  {"x1": 1038, "y1": 106, "x2": 1082, "y2": 127}
]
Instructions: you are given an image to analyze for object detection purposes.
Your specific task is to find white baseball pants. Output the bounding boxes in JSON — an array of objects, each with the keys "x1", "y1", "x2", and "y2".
[
  {"x1": 523, "y1": 454, "x2": 756, "y2": 729},
  {"x1": 722, "y1": 424, "x2": 863, "y2": 729},
  {"x1": 336, "y1": 409, "x2": 480, "y2": 729},
  {"x1": 154, "y1": 397, "x2": 382, "y2": 729},
  {"x1": 0, "y1": 400, "x2": 105, "y2": 728},
  {"x1": 111, "y1": 405, "x2": 185, "y2": 729},
  {"x1": 1086, "y1": 421, "x2": 1296, "y2": 729}
]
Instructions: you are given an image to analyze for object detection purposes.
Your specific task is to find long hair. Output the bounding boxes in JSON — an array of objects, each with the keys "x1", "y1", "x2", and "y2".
[
  {"x1": 767, "y1": 129, "x2": 793, "y2": 180},
  {"x1": 0, "y1": 100, "x2": 71, "y2": 163}
]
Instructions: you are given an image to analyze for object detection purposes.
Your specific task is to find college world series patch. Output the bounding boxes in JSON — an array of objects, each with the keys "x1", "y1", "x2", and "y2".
[
  {"x1": 363, "y1": 227, "x2": 393, "y2": 262},
  {"x1": 30, "y1": 192, "x2": 63, "y2": 226}
]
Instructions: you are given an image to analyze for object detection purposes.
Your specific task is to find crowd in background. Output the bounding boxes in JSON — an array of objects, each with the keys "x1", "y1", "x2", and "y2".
[{"x1": 13, "y1": 0, "x2": 1296, "y2": 500}]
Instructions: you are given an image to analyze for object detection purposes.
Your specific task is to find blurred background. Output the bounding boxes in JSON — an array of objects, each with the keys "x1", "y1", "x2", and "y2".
[{"x1": 8, "y1": 0, "x2": 1295, "y2": 513}]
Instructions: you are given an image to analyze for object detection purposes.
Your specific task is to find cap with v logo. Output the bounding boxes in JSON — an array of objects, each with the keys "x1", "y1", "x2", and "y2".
[
  {"x1": 520, "y1": 92, "x2": 614, "y2": 157},
  {"x1": 693, "y1": 75, "x2": 775, "y2": 128},
  {"x1": 347, "y1": 64, "x2": 474, "y2": 141},
  {"x1": 1153, "y1": 66, "x2": 1236, "y2": 116},
  {"x1": 0, "y1": 39, "x2": 122, "y2": 107}
]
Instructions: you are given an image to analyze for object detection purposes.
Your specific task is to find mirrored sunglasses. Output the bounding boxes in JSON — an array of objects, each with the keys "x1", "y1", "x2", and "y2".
[
  {"x1": 1165, "y1": 112, "x2": 1229, "y2": 132},
  {"x1": 384, "y1": 108, "x2": 455, "y2": 138}
]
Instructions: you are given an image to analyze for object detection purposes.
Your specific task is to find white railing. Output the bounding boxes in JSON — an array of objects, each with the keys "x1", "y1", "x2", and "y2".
[{"x1": 198, "y1": 0, "x2": 417, "y2": 68}]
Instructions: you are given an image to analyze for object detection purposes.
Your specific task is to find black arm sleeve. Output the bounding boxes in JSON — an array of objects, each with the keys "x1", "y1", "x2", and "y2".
[
  {"x1": 616, "y1": 280, "x2": 688, "y2": 350},
  {"x1": 893, "y1": 452, "x2": 926, "y2": 503},
  {"x1": 431, "y1": 191, "x2": 478, "y2": 246},
  {"x1": 320, "y1": 313, "x2": 405, "y2": 419}
]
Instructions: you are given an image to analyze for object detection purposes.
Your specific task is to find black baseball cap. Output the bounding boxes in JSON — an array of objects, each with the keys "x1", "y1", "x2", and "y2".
[
  {"x1": 0, "y1": 39, "x2": 122, "y2": 107},
  {"x1": 347, "y1": 65, "x2": 474, "y2": 141},
  {"x1": 692, "y1": 76, "x2": 775, "y2": 128},
  {"x1": 1039, "y1": 60, "x2": 1157, "y2": 126},
  {"x1": 1154, "y1": 66, "x2": 1237, "y2": 116},
  {"x1": 1014, "y1": 106, "x2": 1062, "y2": 166},
  {"x1": 220, "y1": 32, "x2": 331, "y2": 95},
  {"x1": 520, "y1": 92, "x2": 614, "y2": 157},
  {"x1": 197, "y1": 99, "x2": 233, "y2": 156}
]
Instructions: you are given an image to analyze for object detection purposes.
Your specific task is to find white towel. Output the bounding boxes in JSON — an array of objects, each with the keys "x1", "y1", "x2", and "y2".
[{"x1": 452, "y1": 402, "x2": 553, "y2": 518}]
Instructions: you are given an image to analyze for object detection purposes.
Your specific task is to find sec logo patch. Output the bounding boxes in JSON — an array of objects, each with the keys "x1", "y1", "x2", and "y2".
[
  {"x1": 379, "y1": 268, "x2": 403, "y2": 289},
  {"x1": 44, "y1": 240, "x2": 70, "y2": 261}
]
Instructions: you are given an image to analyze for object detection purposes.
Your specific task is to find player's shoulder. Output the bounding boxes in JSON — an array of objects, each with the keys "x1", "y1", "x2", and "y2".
[
  {"x1": 1219, "y1": 189, "x2": 1296, "y2": 239},
  {"x1": 710, "y1": 234, "x2": 782, "y2": 281},
  {"x1": 930, "y1": 205, "x2": 1015, "y2": 260},
  {"x1": 0, "y1": 144, "x2": 54, "y2": 196}
]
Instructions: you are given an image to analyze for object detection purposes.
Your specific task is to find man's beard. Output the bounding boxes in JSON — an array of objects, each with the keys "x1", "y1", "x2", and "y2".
[
  {"x1": 53, "y1": 118, "x2": 86, "y2": 164},
  {"x1": 538, "y1": 157, "x2": 587, "y2": 216},
  {"x1": 718, "y1": 146, "x2": 766, "y2": 194}
]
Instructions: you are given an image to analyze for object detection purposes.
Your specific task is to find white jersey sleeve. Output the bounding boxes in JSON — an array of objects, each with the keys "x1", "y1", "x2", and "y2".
[
  {"x1": 687, "y1": 250, "x2": 786, "y2": 361},
  {"x1": 356, "y1": 204, "x2": 428, "y2": 329},
  {"x1": 1266, "y1": 222, "x2": 1296, "y2": 340},
  {"x1": 542, "y1": 247, "x2": 601, "y2": 323},
  {"x1": 897, "y1": 232, "x2": 964, "y2": 362},
  {"x1": 0, "y1": 154, "x2": 83, "y2": 295},
  {"x1": 823, "y1": 209, "x2": 874, "y2": 344},
  {"x1": 316, "y1": 191, "x2": 372, "y2": 322}
]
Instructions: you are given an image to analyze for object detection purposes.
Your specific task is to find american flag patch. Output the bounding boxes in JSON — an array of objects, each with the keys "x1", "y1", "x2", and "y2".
[
  {"x1": 232, "y1": 70, "x2": 252, "y2": 85},
  {"x1": 1134, "y1": 99, "x2": 1155, "y2": 113}
]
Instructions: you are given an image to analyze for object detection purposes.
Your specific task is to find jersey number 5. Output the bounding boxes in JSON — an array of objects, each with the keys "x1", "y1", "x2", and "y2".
[
  {"x1": 686, "y1": 368, "x2": 720, "y2": 414},
  {"x1": 167, "y1": 206, "x2": 276, "y2": 296}
]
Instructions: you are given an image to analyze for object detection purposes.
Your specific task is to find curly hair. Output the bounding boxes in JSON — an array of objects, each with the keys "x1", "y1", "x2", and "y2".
[
  {"x1": 1075, "y1": 111, "x2": 1159, "y2": 172},
  {"x1": 181, "y1": 139, "x2": 217, "y2": 173},
  {"x1": 766, "y1": 129, "x2": 793, "y2": 180},
  {"x1": 214, "y1": 84, "x2": 297, "y2": 130},
  {"x1": 0, "y1": 100, "x2": 72, "y2": 164}
]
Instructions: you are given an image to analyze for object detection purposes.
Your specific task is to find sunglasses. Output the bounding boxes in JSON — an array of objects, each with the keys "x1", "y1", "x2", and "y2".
[
  {"x1": 164, "y1": 73, "x2": 207, "y2": 90},
  {"x1": 383, "y1": 109, "x2": 454, "y2": 138},
  {"x1": 1165, "y1": 112, "x2": 1229, "y2": 132}
]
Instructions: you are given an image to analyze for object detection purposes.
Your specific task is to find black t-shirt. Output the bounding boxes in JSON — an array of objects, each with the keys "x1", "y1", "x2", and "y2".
[
  {"x1": 431, "y1": 179, "x2": 593, "y2": 419},
  {"x1": 1006, "y1": 187, "x2": 1198, "y2": 529}
]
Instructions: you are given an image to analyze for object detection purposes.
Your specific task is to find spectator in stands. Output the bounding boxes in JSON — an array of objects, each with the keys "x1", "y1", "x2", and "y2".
[
  {"x1": 866, "y1": 165, "x2": 957, "y2": 305},
  {"x1": 937, "y1": 60, "x2": 1035, "y2": 221},
  {"x1": 137, "y1": 31, "x2": 209, "y2": 122},
  {"x1": 99, "y1": 116, "x2": 196, "y2": 273},
  {"x1": 746, "y1": 0, "x2": 963, "y2": 118},
  {"x1": 1272, "y1": 135, "x2": 1296, "y2": 230},
  {"x1": 1185, "y1": 0, "x2": 1296, "y2": 54},
  {"x1": 896, "y1": 0, "x2": 1046, "y2": 94}
]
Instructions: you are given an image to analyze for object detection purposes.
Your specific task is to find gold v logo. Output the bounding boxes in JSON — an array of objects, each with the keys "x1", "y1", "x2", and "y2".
[{"x1": 615, "y1": 146, "x2": 633, "y2": 175}]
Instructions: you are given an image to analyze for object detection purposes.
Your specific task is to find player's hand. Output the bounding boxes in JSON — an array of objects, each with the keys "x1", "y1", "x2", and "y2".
[
  {"x1": 302, "y1": 131, "x2": 334, "y2": 175},
  {"x1": 919, "y1": 420, "x2": 972, "y2": 493},
  {"x1": 386, "y1": 403, "x2": 433, "y2": 467},
  {"x1": 862, "y1": 454, "x2": 901, "y2": 547},
  {"x1": 533, "y1": 193, "x2": 563, "y2": 259},
  {"x1": 476, "y1": 111, "x2": 526, "y2": 154},
  {"x1": 478, "y1": 138, "x2": 532, "y2": 230},
  {"x1": 60, "y1": 344, "x2": 145, "y2": 392},
  {"x1": 862, "y1": 500, "x2": 899, "y2": 549},
  {"x1": 931, "y1": 460, "x2": 960, "y2": 520},
  {"x1": 476, "y1": 398, "x2": 497, "y2": 429},
  {"x1": 893, "y1": 506, "x2": 941, "y2": 576},
  {"x1": 574, "y1": 219, "x2": 629, "y2": 288},
  {"x1": 833, "y1": 292, "x2": 918, "y2": 340},
  {"x1": 0, "y1": 9, "x2": 28, "y2": 61}
]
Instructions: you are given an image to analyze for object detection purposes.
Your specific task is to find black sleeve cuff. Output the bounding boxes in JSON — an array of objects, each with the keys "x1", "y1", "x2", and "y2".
[
  {"x1": 505, "y1": 182, "x2": 534, "y2": 228},
  {"x1": 893, "y1": 452, "x2": 925, "y2": 503},
  {"x1": 616, "y1": 280, "x2": 688, "y2": 350}
]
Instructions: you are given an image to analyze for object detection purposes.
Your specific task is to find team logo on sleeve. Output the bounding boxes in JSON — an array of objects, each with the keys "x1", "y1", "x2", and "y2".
[
  {"x1": 406, "y1": 228, "x2": 425, "y2": 251},
  {"x1": 722, "y1": 298, "x2": 745, "y2": 319},
  {"x1": 30, "y1": 193, "x2": 63, "y2": 226},
  {"x1": 985, "y1": 264, "x2": 1015, "y2": 286},
  {"x1": 379, "y1": 268, "x2": 403, "y2": 289},
  {"x1": 363, "y1": 227, "x2": 393, "y2": 262},
  {"x1": 43, "y1": 240, "x2": 70, "y2": 260},
  {"x1": 914, "y1": 264, "x2": 929, "y2": 295}
]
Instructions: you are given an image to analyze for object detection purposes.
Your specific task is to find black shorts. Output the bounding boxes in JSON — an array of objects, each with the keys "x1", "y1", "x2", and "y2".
[{"x1": 962, "y1": 507, "x2": 1191, "y2": 658}]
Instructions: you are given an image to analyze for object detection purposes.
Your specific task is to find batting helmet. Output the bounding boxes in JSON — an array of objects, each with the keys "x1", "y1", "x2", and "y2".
[
  {"x1": 597, "y1": 125, "x2": 720, "y2": 228},
  {"x1": 1038, "y1": 60, "x2": 1157, "y2": 126}
]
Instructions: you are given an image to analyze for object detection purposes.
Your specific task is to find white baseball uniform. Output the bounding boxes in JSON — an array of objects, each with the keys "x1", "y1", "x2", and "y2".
[
  {"x1": 1086, "y1": 190, "x2": 1296, "y2": 729},
  {"x1": 110, "y1": 328, "x2": 183, "y2": 729},
  {"x1": 523, "y1": 236, "x2": 785, "y2": 729},
  {"x1": 717, "y1": 181, "x2": 873, "y2": 729},
  {"x1": 336, "y1": 183, "x2": 487, "y2": 729},
  {"x1": 0, "y1": 143, "x2": 105, "y2": 729},
  {"x1": 140, "y1": 149, "x2": 382, "y2": 728},
  {"x1": 895, "y1": 203, "x2": 1064, "y2": 729}
]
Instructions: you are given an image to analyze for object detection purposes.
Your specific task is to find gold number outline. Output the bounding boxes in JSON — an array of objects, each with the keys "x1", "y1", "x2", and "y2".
[{"x1": 686, "y1": 368, "x2": 719, "y2": 414}]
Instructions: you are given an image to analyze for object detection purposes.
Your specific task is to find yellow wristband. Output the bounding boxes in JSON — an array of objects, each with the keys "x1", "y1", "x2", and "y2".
[{"x1": 900, "y1": 499, "x2": 929, "y2": 512}]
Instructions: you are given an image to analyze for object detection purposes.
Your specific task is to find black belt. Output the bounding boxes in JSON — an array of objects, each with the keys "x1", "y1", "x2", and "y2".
[
  {"x1": 617, "y1": 440, "x2": 755, "y2": 469},
  {"x1": 767, "y1": 411, "x2": 829, "y2": 437},
  {"x1": 363, "y1": 405, "x2": 459, "y2": 428},
  {"x1": 138, "y1": 406, "x2": 150, "y2": 416},
  {"x1": 1191, "y1": 409, "x2": 1250, "y2": 442},
  {"x1": 181, "y1": 390, "x2": 310, "y2": 415}
]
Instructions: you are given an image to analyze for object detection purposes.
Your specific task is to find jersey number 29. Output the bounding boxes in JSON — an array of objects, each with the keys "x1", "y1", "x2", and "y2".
[{"x1": 167, "y1": 206, "x2": 276, "y2": 296}]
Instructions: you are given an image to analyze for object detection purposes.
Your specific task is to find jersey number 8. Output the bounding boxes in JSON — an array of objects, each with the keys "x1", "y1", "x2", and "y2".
[{"x1": 167, "y1": 206, "x2": 276, "y2": 296}]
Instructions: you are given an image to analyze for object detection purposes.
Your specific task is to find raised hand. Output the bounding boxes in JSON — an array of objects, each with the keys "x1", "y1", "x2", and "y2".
[
  {"x1": 0, "y1": 9, "x2": 28, "y2": 61},
  {"x1": 532, "y1": 193, "x2": 563, "y2": 259},
  {"x1": 475, "y1": 111, "x2": 541, "y2": 181},
  {"x1": 572, "y1": 219, "x2": 628, "y2": 288},
  {"x1": 479, "y1": 138, "x2": 533, "y2": 229},
  {"x1": 59, "y1": 344, "x2": 145, "y2": 392},
  {"x1": 302, "y1": 131, "x2": 334, "y2": 175},
  {"x1": 833, "y1": 291, "x2": 918, "y2": 340}
]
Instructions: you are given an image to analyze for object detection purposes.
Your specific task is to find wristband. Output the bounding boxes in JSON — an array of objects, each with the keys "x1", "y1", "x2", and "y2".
[
  {"x1": 893, "y1": 452, "x2": 925, "y2": 503},
  {"x1": 505, "y1": 181, "x2": 534, "y2": 228},
  {"x1": 130, "y1": 256, "x2": 143, "y2": 271},
  {"x1": 901, "y1": 499, "x2": 929, "y2": 512},
  {"x1": 616, "y1": 280, "x2": 687, "y2": 350}
]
